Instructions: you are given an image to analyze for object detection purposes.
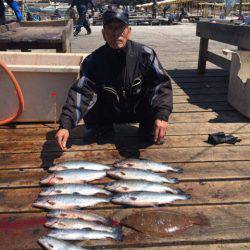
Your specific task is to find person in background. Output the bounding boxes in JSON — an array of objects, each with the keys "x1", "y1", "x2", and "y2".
[
  {"x1": 55, "y1": 9, "x2": 173, "y2": 151},
  {"x1": 0, "y1": 0, "x2": 23, "y2": 25},
  {"x1": 70, "y1": 0, "x2": 95, "y2": 36}
]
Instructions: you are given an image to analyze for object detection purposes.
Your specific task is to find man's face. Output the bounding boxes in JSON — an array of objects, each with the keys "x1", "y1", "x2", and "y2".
[{"x1": 102, "y1": 19, "x2": 131, "y2": 49}]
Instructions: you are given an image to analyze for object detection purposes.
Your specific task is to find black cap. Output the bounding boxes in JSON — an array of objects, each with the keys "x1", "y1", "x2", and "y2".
[{"x1": 102, "y1": 9, "x2": 129, "y2": 26}]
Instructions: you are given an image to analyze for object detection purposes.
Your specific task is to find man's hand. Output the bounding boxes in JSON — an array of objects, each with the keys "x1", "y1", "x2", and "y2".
[
  {"x1": 55, "y1": 129, "x2": 69, "y2": 151},
  {"x1": 153, "y1": 119, "x2": 168, "y2": 144}
]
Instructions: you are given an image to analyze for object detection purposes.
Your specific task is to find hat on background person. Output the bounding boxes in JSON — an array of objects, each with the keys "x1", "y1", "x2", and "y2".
[{"x1": 102, "y1": 9, "x2": 129, "y2": 26}]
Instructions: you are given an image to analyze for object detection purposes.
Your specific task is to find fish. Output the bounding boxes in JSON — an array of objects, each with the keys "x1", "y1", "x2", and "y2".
[
  {"x1": 114, "y1": 158, "x2": 183, "y2": 173},
  {"x1": 33, "y1": 194, "x2": 110, "y2": 210},
  {"x1": 40, "y1": 170, "x2": 106, "y2": 185},
  {"x1": 47, "y1": 210, "x2": 111, "y2": 225},
  {"x1": 40, "y1": 184, "x2": 111, "y2": 196},
  {"x1": 48, "y1": 228, "x2": 123, "y2": 241},
  {"x1": 38, "y1": 236, "x2": 85, "y2": 250},
  {"x1": 49, "y1": 161, "x2": 110, "y2": 172},
  {"x1": 45, "y1": 218, "x2": 117, "y2": 233},
  {"x1": 105, "y1": 180, "x2": 184, "y2": 194},
  {"x1": 112, "y1": 191, "x2": 191, "y2": 207},
  {"x1": 107, "y1": 168, "x2": 178, "y2": 184}
]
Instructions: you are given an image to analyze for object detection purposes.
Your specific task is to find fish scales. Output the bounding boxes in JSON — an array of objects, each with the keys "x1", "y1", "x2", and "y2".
[
  {"x1": 105, "y1": 180, "x2": 184, "y2": 194},
  {"x1": 45, "y1": 218, "x2": 116, "y2": 233},
  {"x1": 47, "y1": 210, "x2": 110, "y2": 224},
  {"x1": 48, "y1": 228, "x2": 122, "y2": 241},
  {"x1": 38, "y1": 236, "x2": 85, "y2": 250},
  {"x1": 49, "y1": 161, "x2": 110, "y2": 172},
  {"x1": 114, "y1": 158, "x2": 183, "y2": 173},
  {"x1": 107, "y1": 168, "x2": 178, "y2": 183},
  {"x1": 112, "y1": 191, "x2": 191, "y2": 206},
  {"x1": 33, "y1": 194, "x2": 110, "y2": 210},
  {"x1": 40, "y1": 184, "x2": 111, "y2": 196},
  {"x1": 40, "y1": 169, "x2": 106, "y2": 185}
]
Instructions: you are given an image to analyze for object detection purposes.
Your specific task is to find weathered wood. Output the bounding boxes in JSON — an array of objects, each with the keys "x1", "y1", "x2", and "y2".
[
  {"x1": 0, "y1": 20, "x2": 73, "y2": 52},
  {"x1": 0, "y1": 145, "x2": 250, "y2": 168},
  {"x1": 207, "y1": 51, "x2": 231, "y2": 71},
  {"x1": 0, "y1": 133, "x2": 248, "y2": 154},
  {"x1": 174, "y1": 87, "x2": 227, "y2": 96},
  {"x1": 124, "y1": 243, "x2": 250, "y2": 250},
  {"x1": 196, "y1": 22, "x2": 250, "y2": 50},
  {"x1": 197, "y1": 37, "x2": 209, "y2": 74},
  {"x1": 0, "y1": 161, "x2": 250, "y2": 187},
  {"x1": 0, "y1": 122, "x2": 249, "y2": 141},
  {"x1": 1, "y1": 204, "x2": 250, "y2": 249},
  {"x1": 0, "y1": 180, "x2": 250, "y2": 212}
]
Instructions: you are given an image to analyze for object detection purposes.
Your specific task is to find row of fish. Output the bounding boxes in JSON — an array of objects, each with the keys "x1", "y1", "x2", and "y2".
[{"x1": 36, "y1": 158, "x2": 189, "y2": 249}]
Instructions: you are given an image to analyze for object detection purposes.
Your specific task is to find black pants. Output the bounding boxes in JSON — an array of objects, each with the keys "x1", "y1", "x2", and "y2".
[{"x1": 84, "y1": 95, "x2": 155, "y2": 132}]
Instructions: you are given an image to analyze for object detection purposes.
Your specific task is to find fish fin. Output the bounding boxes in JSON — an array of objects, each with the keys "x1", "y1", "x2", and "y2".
[
  {"x1": 73, "y1": 192, "x2": 80, "y2": 195},
  {"x1": 47, "y1": 201, "x2": 55, "y2": 205},
  {"x1": 120, "y1": 171, "x2": 126, "y2": 176},
  {"x1": 129, "y1": 196, "x2": 137, "y2": 201},
  {"x1": 55, "y1": 190, "x2": 62, "y2": 194},
  {"x1": 122, "y1": 187, "x2": 129, "y2": 191},
  {"x1": 127, "y1": 163, "x2": 134, "y2": 166},
  {"x1": 56, "y1": 177, "x2": 64, "y2": 181}
]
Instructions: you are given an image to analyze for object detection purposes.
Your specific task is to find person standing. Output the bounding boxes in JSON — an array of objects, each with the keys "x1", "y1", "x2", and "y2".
[
  {"x1": 0, "y1": 0, "x2": 23, "y2": 25},
  {"x1": 70, "y1": 0, "x2": 95, "y2": 36}
]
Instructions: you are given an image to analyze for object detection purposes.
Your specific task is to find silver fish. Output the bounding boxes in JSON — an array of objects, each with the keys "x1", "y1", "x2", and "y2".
[
  {"x1": 114, "y1": 158, "x2": 183, "y2": 173},
  {"x1": 40, "y1": 184, "x2": 111, "y2": 196},
  {"x1": 47, "y1": 210, "x2": 110, "y2": 225},
  {"x1": 45, "y1": 218, "x2": 116, "y2": 233},
  {"x1": 48, "y1": 228, "x2": 122, "y2": 241},
  {"x1": 107, "y1": 168, "x2": 178, "y2": 184},
  {"x1": 112, "y1": 191, "x2": 191, "y2": 206},
  {"x1": 33, "y1": 194, "x2": 110, "y2": 210},
  {"x1": 40, "y1": 170, "x2": 106, "y2": 185},
  {"x1": 49, "y1": 161, "x2": 110, "y2": 172},
  {"x1": 105, "y1": 180, "x2": 184, "y2": 194},
  {"x1": 38, "y1": 236, "x2": 85, "y2": 250}
]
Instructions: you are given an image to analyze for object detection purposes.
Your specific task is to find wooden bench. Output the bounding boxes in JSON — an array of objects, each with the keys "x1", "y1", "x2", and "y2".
[
  {"x1": 0, "y1": 20, "x2": 73, "y2": 53},
  {"x1": 196, "y1": 21, "x2": 250, "y2": 74}
]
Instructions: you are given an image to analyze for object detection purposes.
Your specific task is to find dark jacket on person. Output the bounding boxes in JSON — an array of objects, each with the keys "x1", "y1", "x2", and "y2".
[{"x1": 59, "y1": 40, "x2": 173, "y2": 130}]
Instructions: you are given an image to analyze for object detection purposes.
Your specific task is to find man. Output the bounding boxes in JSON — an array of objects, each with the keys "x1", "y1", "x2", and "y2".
[
  {"x1": 0, "y1": 0, "x2": 23, "y2": 25},
  {"x1": 56, "y1": 9, "x2": 173, "y2": 151},
  {"x1": 70, "y1": 0, "x2": 95, "y2": 36}
]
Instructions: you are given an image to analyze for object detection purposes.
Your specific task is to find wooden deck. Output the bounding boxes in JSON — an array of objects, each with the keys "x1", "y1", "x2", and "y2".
[
  {"x1": 1, "y1": 24, "x2": 250, "y2": 249},
  {"x1": 1, "y1": 68, "x2": 250, "y2": 249}
]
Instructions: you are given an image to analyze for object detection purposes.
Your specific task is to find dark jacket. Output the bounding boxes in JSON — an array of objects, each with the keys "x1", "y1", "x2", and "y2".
[{"x1": 59, "y1": 40, "x2": 173, "y2": 130}]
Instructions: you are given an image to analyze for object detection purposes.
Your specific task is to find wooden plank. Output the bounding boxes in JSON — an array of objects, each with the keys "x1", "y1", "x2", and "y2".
[
  {"x1": 0, "y1": 133, "x2": 248, "y2": 154},
  {"x1": 1, "y1": 204, "x2": 250, "y2": 249},
  {"x1": 0, "y1": 145, "x2": 250, "y2": 168},
  {"x1": 207, "y1": 51, "x2": 231, "y2": 71},
  {"x1": 173, "y1": 87, "x2": 227, "y2": 96},
  {"x1": 125, "y1": 243, "x2": 250, "y2": 250},
  {"x1": 0, "y1": 180, "x2": 250, "y2": 212},
  {"x1": 0, "y1": 160, "x2": 250, "y2": 187},
  {"x1": 0, "y1": 122, "x2": 249, "y2": 141},
  {"x1": 196, "y1": 22, "x2": 250, "y2": 50}
]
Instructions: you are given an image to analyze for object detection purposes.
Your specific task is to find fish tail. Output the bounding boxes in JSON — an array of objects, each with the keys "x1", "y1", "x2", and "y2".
[
  {"x1": 112, "y1": 227, "x2": 123, "y2": 241},
  {"x1": 183, "y1": 194, "x2": 191, "y2": 200},
  {"x1": 172, "y1": 167, "x2": 183, "y2": 173},
  {"x1": 169, "y1": 177, "x2": 179, "y2": 184},
  {"x1": 175, "y1": 188, "x2": 185, "y2": 194}
]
